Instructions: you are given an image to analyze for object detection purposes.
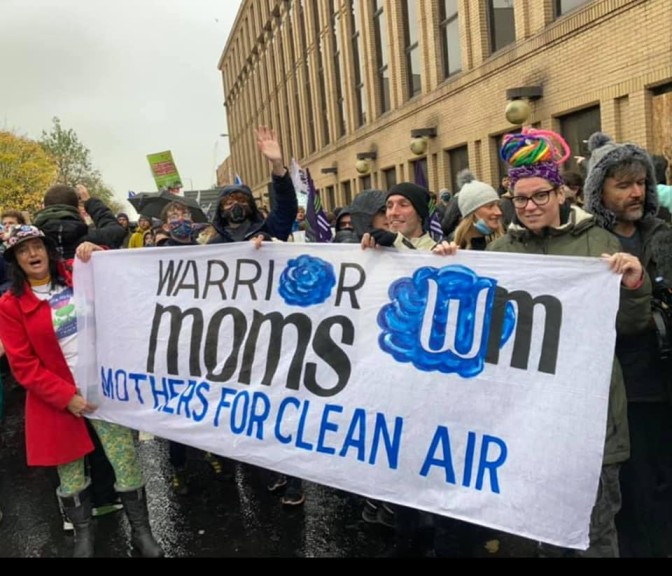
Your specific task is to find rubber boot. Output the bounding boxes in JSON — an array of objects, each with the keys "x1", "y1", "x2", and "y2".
[
  {"x1": 58, "y1": 485, "x2": 95, "y2": 558},
  {"x1": 118, "y1": 487, "x2": 164, "y2": 558}
]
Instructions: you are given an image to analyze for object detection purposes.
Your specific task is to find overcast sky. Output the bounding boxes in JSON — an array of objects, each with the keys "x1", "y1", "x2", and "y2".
[{"x1": 0, "y1": 0, "x2": 242, "y2": 213}]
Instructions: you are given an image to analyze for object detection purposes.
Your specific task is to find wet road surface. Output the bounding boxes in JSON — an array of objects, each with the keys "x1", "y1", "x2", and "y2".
[{"x1": 0, "y1": 379, "x2": 537, "y2": 558}]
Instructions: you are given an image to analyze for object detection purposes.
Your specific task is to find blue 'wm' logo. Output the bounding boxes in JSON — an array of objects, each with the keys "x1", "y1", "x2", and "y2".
[{"x1": 378, "y1": 265, "x2": 561, "y2": 378}]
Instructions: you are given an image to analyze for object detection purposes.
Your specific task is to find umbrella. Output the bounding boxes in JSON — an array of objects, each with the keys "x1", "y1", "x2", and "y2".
[{"x1": 128, "y1": 191, "x2": 209, "y2": 223}]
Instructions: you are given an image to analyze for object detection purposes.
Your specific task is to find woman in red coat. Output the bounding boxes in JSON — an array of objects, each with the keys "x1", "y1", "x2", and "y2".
[{"x1": 0, "y1": 225, "x2": 163, "y2": 558}]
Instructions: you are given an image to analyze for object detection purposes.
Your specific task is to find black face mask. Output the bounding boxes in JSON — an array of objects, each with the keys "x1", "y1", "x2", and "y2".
[{"x1": 225, "y1": 203, "x2": 248, "y2": 224}]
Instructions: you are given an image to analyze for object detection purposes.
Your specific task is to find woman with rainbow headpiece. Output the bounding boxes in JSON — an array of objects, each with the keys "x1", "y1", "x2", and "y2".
[{"x1": 485, "y1": 128, "x2": 650, "y2": 557}]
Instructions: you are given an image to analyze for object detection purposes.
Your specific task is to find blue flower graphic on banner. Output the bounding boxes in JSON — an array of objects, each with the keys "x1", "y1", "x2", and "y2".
[
  {"x1": 279, "y1": 255, "x2": 337, "y2": 307},
  {"x1": 378, "y1": 265, "x2": 516, "y2": 378}
]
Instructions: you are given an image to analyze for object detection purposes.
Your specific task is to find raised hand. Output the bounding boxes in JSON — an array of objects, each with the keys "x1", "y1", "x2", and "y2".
[{"x1": 255, "y1": 126, "x2": 285, "y2": 176}]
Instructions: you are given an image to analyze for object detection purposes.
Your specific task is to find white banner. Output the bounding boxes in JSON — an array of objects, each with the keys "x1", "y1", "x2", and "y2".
[{"x1": 74, "y1": 244, "x2": 621, "y2": 550}]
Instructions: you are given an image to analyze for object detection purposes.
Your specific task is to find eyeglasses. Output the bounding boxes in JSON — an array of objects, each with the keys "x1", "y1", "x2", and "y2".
[{"x1": 510, "y1": 189, "x2": 556, "y2": 209}]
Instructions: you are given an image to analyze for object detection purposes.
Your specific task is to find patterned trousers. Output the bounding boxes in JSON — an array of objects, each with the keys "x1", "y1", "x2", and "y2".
[{"x1": 56, "y1": 420, "x2": 143, "y2": 496}]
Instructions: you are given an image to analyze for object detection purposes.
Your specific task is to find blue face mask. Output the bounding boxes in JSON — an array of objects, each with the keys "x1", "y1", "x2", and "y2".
[
  {"x1": 167, "y1": 218, "x2": 194, "y2": 243},
  {"x1": 474, "y1": 218, "x2": 494, "y2": 236}
]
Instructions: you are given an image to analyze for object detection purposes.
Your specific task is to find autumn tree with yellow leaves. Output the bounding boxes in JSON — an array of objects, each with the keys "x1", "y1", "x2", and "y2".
[{"x1": 0, "y1": 131, "x2": 58, "y2": 215}]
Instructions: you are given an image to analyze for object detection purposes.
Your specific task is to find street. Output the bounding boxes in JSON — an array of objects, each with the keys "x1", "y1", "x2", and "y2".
[{"x1": 0, "y1": 378, "x2": 536, "y2": 557}]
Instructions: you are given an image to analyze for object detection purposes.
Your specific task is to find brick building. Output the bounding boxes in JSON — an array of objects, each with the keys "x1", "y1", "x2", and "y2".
[{"x1": 218, "y1": 0, "x2": 672, "y2": 210}]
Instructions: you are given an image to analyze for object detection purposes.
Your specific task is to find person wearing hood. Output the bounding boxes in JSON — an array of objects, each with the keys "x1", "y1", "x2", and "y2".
[
  {"x1": 208, "y1": 126, "x2": 297, "y2": 245},
  {"x1": 451, "y1": 172, "x2": 504, "y2": 250},
  {"x1": 348, "y1": 189, "x2": 388, "y2": 239},
  {"x1": 32, "y1": 184, "x2": 126, "y2": 259},
  {"x1": 332, "y1": 208, "x2": 359, "y2": 243},
  {"x1": 128, "y1": 215, "x2": 151, "y2": 248},
  {"x1": 583, "y1": 132, "x2": 672, "y2": 558},
  {"x1": 485, "y1": 128, "x2": 648, "y2": 558},
  {"x1": 207, "y1": 126, "x2": 304, "y2": 506}
]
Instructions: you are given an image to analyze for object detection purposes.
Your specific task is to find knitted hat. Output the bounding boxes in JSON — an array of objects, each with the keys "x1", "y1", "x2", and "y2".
[
  {"x1": 583, "y1": 131, "x2": 658, "y2": 230},
  {"x1": 456, "y1": 170, "x2": 500, "y2": 217},
  {"x1": 3, "y1": 225, "x2": 55, "y2": 262},
  {"x1": 386, "y1": 182, "x2": 429, "y2": 224},
  {"x1": 499, "y1": 128, "x2": 570, "y2": 189}
]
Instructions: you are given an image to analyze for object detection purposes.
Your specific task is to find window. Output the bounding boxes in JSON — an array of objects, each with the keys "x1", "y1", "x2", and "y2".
[
  {"x1": 487, "y1": 0, "x2": 515, "y2": 54},
  {"x1": 350, "y1": 0, "x2": 367, "y2": 126},
  {"x1": 332, "y1": 2, "x2": 346, "y2": 137},
  {"x1": 304, "y1": 59, "x2": 316, "y2": 153},
  {"x1": 412, "y1": 158, "x2": 428, "y2": 187},
  {"x1": 299, "y1": 0, "x2": 308, "y2": 52},
  {"x1": 494, "y1": 128, "x2": 521, "y2": 186},
  {"x1": 300, "y1": 2, "x2": 315, "y2": 152},
  {"x1": 652, "y1": 83, "x2": 672, "y2": 160},
  {"x1": 360, "y1": 174, "x2": 372, "y2": 191},
  {"x1": 342, "y1": 180, "x2": 353, "y2": 205},
  {"x1": 439, "y1": 0, "x2": 461, "y2": 79},
  {"x1": 292, "y1": 72, "x2": 304, "y2": 159},
  {"x1": 313, "y1": 3, "x2": 331, "y2": 145},
  {"x1": 373, "y1": 0, "x2": 391, "y2": 113},
  {"x1": 559, "y1": 106, "x2": 601, "y2": 174},
  {"x1": 383, "y1": 167, "x2": 397, "y2": 190},
  {"x1": 402, "y1": 0, "x2": 421, "y2": 99},
  {"x1": 326, "y1": 186, "x2": 336, "y2": 212},
  {"x1": 554, "y1": 0, "x2": 591, "y2": 17},
  {"x1": 447, "y1": 146, "x2": 469, "y2": 194}
]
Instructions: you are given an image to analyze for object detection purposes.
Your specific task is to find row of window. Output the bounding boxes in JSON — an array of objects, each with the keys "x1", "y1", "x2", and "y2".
[
  {"x1": 315, "y1": 104, "x2": 601, "y2": 212},
  {"x1": 224, "y1": 0, "x2": 592, "y2": 187}
]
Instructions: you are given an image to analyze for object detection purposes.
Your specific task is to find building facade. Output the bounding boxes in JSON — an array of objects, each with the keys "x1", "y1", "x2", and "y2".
[{"x1": 218, "y1": 0, "x2": 672, "y2": 210}]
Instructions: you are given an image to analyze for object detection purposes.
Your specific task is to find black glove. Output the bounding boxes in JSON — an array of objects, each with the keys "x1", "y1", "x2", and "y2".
[{"x1": 370, "y1": 228, "x2": 397, "y2": 247}]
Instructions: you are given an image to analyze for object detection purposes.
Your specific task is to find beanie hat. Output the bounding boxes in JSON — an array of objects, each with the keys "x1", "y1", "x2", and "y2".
[
  {"x1": 117, "y1": 212, "x2": 129, "y2": 220},
  {"x1": 386, "y1": 182, "x2": 429, "y2": 224},
  {"x1": 456, "y1": 170, "x2": 500, "y2": 217},
  {"x1": 583, "y1": 131, "x2": 658, "y2": 230}
]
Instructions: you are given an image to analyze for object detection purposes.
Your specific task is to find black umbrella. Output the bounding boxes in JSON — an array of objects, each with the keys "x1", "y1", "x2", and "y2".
[{"x1": 128, "y1": 191, "x2": 209, "y2": 223}]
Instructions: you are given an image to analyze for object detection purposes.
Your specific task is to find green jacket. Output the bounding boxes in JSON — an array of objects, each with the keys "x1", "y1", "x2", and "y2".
[{"x1": 487, "y1": 206, "x2": 651, "y2": 465}]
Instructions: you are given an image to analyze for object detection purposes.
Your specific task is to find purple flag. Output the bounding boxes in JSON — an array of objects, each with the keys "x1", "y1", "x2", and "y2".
[
  {"x1": 305, "y1": 169, "x2": 333, "y2": 243},
  {"x1": 414, "y1": 162, "x2": 444, "y2": 242}
]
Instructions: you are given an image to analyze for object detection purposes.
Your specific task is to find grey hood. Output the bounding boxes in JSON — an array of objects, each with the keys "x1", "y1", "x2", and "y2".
[{"x1": 583, "y1": 131, "x2": 658, "y2": 231}]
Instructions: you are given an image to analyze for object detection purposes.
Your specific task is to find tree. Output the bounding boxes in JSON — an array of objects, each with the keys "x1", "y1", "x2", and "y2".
[
  {"x1": 40, "y1": 117, "x2": 123, "y2": 214},
  {"x1": 0, "y1": 131, "x2": 58, "y2": 214}
]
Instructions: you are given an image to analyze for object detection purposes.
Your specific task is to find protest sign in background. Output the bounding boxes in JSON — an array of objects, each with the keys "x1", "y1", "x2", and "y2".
[
  {"x1": 75, "y1": 244, "x2": 620, "y2": 549},
  {"x1": 146, "y1": 150, "x2": 182, "y2": 190}
]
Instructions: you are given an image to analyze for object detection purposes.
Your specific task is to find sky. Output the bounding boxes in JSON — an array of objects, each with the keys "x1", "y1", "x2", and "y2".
[{"x1": 0, "y1": 0, "x2": 242, "y2": 214}]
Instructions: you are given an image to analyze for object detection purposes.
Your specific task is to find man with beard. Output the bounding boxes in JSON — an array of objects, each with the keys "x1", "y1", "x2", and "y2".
[{"x1": 583, "y1": 132, "x2": 672, "y2": 557}]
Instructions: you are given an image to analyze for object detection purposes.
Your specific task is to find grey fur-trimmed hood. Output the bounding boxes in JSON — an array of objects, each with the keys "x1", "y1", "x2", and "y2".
[{"x1": 583, "y1": 131, "x2": 658, "y2": 231}]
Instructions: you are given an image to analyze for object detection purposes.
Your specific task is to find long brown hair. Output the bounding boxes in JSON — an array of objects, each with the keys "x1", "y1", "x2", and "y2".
[{"x1": 453, "y1": 212, "x2": 504, "y2": 250}]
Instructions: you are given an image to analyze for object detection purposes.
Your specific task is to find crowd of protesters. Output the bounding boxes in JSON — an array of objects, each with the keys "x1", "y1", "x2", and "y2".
[{"x1": 0, "y1": 122, "x2": 671, "y2": 558}]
